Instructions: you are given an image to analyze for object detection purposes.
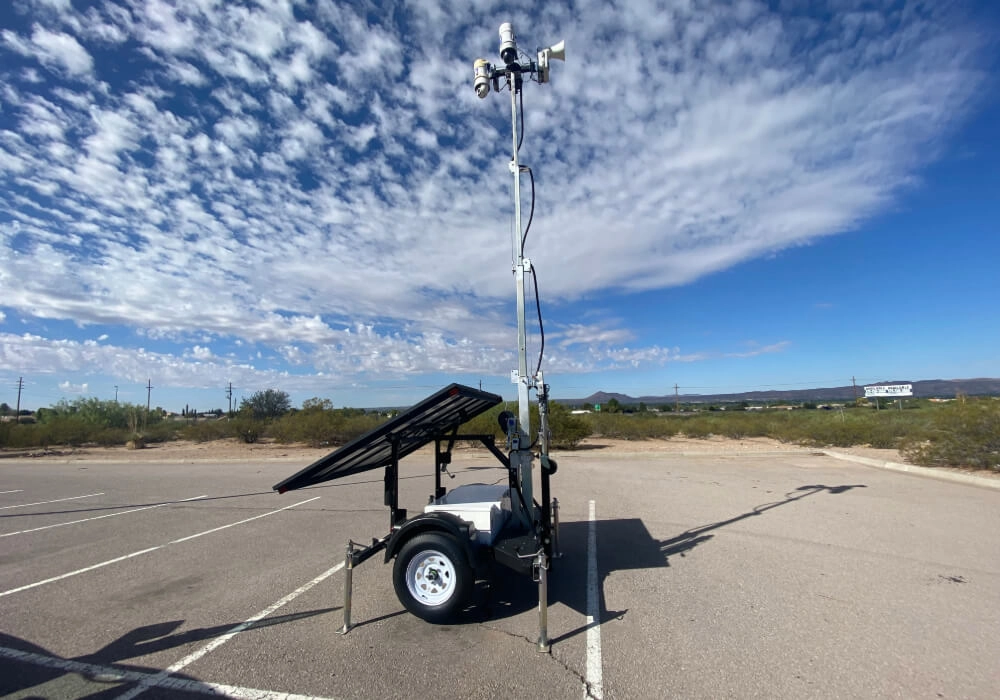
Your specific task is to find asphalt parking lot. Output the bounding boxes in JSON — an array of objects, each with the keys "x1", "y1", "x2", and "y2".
[{"x1": 1, "y1": 446, "x2": 998, "y2": 699}]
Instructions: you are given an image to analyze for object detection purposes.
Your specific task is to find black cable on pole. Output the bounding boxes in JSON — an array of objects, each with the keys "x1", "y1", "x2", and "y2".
[
  {"x1": 530, "y1": 264, "x2": 545, "y2": 377},
  {"x1": 521, "y1": 166, "x2": 535, "y2": 250},
  {"x1": 517, "y1": 87, "x2": 525, "y2": 153}
]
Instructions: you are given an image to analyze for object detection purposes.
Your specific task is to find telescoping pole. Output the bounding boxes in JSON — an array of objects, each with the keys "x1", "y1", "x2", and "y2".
[{"x1": 508, "y1": 66, "x2": 535, "y2": 524}]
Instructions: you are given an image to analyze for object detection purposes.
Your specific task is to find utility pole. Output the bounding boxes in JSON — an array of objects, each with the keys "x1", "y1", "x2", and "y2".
[
  {"x1": 852, "y1": 376, "x2": 858, "y2": 402},
  {"x1": 674, "y1": 383, "x2": 679, "y2": 413},
  {"x1": 145, "y1": 379, "x2": 153, "y2": 429},
  {"x1": 15, "y1": 376, "x2": 24, "y2": 424},
  {"x1": 226, "y1": 382, "x2": 233, "y2": 415},
  {"x1": 114, "y1": 385, "x2": 119, "y2": 402}
]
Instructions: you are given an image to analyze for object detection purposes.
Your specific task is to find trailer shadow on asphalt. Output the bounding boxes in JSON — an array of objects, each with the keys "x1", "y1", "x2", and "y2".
[{"x1": 461, "y1": 482, "x2": 868, "y2": 643}]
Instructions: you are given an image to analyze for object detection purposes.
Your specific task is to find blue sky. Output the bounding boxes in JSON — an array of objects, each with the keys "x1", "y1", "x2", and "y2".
[{"x1": 1, "y1": 0, "x2": 998, "y2": 412}]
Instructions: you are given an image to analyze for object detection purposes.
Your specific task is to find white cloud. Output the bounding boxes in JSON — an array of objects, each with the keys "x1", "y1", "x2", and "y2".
[
  {"x1": 28, "y1": 25, "x2": 94, "y2": 76},
  {"x1": 188, "y1": 345, "x2": 214, "y2": 360},
  {"x1": 58, "y1": 380, "x2": 89, "y2": 394}
]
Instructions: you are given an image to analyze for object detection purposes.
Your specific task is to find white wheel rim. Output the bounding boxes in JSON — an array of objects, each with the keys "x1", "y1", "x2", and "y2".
[{"x1": 405, "y1": 548, "x2": 458, "y2": 607}]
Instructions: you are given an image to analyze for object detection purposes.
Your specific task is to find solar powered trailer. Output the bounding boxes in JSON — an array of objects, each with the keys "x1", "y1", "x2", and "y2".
[
  {"x1": 273, "y1": 383, "x2": 559, "y2": 646},
  {"x1": 273, "y1": 23, "x2": 565, "y2": 652}
]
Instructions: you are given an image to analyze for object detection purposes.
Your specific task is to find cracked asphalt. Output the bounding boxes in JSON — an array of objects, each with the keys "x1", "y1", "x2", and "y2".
[{"x1": 1, "y1": 445, "x2": 998, "y2": 699}]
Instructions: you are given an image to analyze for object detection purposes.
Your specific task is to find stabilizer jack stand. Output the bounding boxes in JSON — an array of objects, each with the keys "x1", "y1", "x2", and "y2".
[
  {"x1": 552, "y1": 498, "x2": 563, "y2": 559},
  {"x1": 337, "y1": 540, "x2": 355, "y2": 635},
  {"x1": 537, "y1": 549, "x2": 550, "y2": 653}
]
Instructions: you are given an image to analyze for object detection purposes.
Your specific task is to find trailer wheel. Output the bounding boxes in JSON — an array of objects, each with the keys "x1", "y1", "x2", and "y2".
[{"x1": 393, "y1": 532, "x2": 472, "y2": 623}]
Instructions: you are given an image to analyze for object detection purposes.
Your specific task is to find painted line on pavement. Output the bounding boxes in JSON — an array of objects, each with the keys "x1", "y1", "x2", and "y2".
[
  {"x1": 0, "y1": 492, "x2": 105, "y2": 510},
  {"x1": 115, "y1": 560, "x2": 345, "y2": 700},
  {"x1": 0, "y1": 645, "x2": 337, "y2": 699},
  {"x1": 586, "y1": 499, "x2": 604, "y2": 700},
  {"x1": 0, "y1": 497, "x2": 319, "y2": 598},
  {"x1": 0, "y1": 495, "x2": 208, "y2": 537},
  {"x1": 0, "y1": 489, "x2": 24, "y2": 494}
]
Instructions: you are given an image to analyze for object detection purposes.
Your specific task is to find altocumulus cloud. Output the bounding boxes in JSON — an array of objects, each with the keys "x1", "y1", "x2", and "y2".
[{"x1": 0, "y1": 0, "x2": 988, "y2": 390}]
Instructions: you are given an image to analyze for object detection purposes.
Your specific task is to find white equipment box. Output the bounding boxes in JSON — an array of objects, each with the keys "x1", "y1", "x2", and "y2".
[{"x1": 425, "y1": 483, "x2": 511, "y2": 545}]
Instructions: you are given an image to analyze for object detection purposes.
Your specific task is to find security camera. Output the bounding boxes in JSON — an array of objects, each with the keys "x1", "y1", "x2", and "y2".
[
  {"x1": 499, "y1": 22, "x2": 518, "y2": 65},
  {"x1": 473, "y1": 58, "x2": 491, "y2": 98}
]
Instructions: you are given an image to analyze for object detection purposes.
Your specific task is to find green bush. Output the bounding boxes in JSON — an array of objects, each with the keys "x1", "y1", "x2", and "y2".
[
  {"x1": 547, "y1": 402, "x2": 591, "y2": 448},
  {"x1": 583, "y1": 412, "x2": 675, "y2": 440},
  {"x1": 231, "y1": 417, "x2": 261, "y2": 444},
  {"x1": 270, "y1": 408, "x2": 385, "y2": 447},
  {"x1": 181, "y1": 419, "x2": 233, "y2": 443},
  {"x1": 902, "y1": 399, "x2": 1000, "y2": 470}
]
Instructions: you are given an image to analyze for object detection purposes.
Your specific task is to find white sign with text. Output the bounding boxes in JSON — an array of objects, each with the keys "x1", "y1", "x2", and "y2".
[{"x1": 864, "y1": 384, "x2": 913, "y2": 397}]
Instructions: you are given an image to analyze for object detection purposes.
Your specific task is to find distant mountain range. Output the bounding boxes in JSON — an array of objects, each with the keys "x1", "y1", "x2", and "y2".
[{"x1": 561, "y1": 378, "x2": 1000, "y2": 406}]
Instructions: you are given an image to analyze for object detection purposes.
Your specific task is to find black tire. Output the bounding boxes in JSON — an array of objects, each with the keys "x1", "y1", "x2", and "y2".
[{"x1": 392, "y1": 532, "x2": 473, "y2": 624}]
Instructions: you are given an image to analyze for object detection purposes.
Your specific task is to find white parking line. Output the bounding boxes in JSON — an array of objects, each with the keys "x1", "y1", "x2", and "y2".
[
  {"x1": 0, "y1": 497, "x2": 320, "y2": 598},
  {"x1": 114, "y1": 560, "x2": 345, "y2": 700},
  {"x1": 586, "y1": 499, "x2": 604, "y2": 700},
  {"x1": 0, "y1": 645, "x2": 337, "y2": 699},
  {"x1": 0, "y1": 496, "x2": 208, "y2": 538},
  {"x1": 0, "y1": 489, "x2": 25, "y2": 494},
  {"x1": 0, "y1": 492, "x2": 105, "y2": 510}
]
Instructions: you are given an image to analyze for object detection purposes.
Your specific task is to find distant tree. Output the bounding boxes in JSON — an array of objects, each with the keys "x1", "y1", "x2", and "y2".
[
  {"x1": 240, "y1": 389, "x2": 291, "y2": 420},
  {"x1": 638, "y1": 402, "x2": 647, "y2": 413},
  {"x1": 302, "y1": 397, "x2": 334, "y2": 413},
  {"x1": 605, "y1": 398, "x2": 621, "y2": 413}
]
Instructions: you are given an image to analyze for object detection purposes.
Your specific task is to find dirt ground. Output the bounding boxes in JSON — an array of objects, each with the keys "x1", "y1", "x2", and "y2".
[{"x1": 0, "y1": 435, "x2": 907, "y2": 465}]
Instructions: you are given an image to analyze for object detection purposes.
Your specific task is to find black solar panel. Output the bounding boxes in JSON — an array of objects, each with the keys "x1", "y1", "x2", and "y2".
[{"x1": 273, "y1": 383, "x2": 503, "y2": 493}]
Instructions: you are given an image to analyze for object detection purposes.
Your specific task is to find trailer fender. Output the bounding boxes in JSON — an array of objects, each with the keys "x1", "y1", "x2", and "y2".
[{"x1": 385, "y1": 512, "x2": 481, "y2": 568}]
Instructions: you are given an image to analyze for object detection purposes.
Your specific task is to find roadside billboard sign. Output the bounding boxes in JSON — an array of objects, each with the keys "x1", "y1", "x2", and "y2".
[{"x1": 864, "y1": 384, "x2": 913, "y2": 398}]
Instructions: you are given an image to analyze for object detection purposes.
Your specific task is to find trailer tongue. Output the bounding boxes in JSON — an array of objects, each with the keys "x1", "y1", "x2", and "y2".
[{"x1": 274, "y1": 22, "x2": 565, "y2": 652}]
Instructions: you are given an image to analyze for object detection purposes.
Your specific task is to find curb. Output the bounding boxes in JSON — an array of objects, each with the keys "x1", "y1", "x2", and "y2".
[{"x1": 821, "y1": 450, "x2": 1000, "y2": 490}]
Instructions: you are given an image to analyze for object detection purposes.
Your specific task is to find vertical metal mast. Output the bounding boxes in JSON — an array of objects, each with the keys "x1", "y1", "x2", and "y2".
[{"x1": 509, "y1": 69, "x2": 534, "y2": 518}]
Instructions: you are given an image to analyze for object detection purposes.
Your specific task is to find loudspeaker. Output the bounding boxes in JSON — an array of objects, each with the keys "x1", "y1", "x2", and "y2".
[{"x1": 536, "y1": 40, "x2": 565, "y2": 84}]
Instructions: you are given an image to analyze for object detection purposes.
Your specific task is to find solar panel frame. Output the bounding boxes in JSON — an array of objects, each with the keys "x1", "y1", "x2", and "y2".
[{"x1": 273, "y1": 383, "x2": 503, "y2": 493}]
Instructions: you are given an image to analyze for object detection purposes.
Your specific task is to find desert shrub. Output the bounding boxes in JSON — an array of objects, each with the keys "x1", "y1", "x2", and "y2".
[
  {"x1": 0, "y1": 422, "x2": 46, "y2": 449},
  {"x1": 89, "y1": 427, "x2": 131, "y2": 446},
  {"x1": 547, "y1": 402, "x2": 591, "y2": 448},
  {"x1": 678, "y1": 417, "x2": 713, "y2": 439},
  {"x1": 902, "y1": 399, "x2": 1000, "y2": 470},
  {"x1": 584, "y1": 412, "x2": 674, "y2": 440},
  {"x1": 181, "y1": 420, "x2": 232, "y2": 443},
  {"x1": 141, "y1": 421, "x2": 177, "y2": 444},
  {"x1": 231, "y1": 417, "x2": 261, "y2": 444},
  {"x1": 458, "y1": 404, "x2": 506, "y2": 440},
  {"x1": 36, "y1": 414, "x2": 92, "y2": 446},
  {"x1": 270, "y1": 408, "x2": 385, "y2": 447}
]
